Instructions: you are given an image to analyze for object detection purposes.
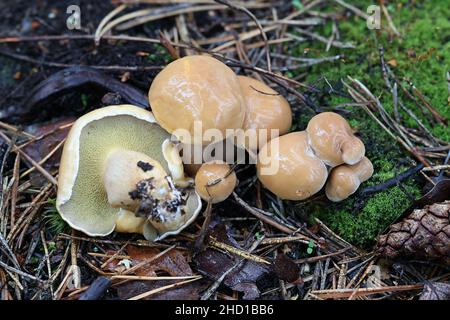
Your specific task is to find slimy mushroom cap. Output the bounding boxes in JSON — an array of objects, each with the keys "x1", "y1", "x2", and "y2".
[
  {"x1": 256, "y1": 131, "x2": 328, "y2": 200},
  {"x1": 194, "y1": 161, "x2": 237, "y2": 203},
  {"x1": 237, "y1": 76, "x2": 292, "y2": 151},
  {"x1": 148, "y1": 55, "x2": 245, "y2": 145},
  {"x1": 325, "y1": 156, "x2": 374, "y2": 202},
  {"x1": 306, "y1": 112, "x2": 365, "y2": 167}
]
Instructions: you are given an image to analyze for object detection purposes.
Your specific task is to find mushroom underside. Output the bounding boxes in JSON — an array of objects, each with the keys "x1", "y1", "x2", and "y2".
[{"x1": 57, "y1": 112, "x2": 201, "y2": 239}]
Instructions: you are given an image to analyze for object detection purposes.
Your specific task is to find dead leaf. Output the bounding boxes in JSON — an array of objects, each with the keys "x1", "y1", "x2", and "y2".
[
  {"x1": 272, "y1": 253, "x2": 300, "y2": 283},
  {"x1": 24, "y1": 117, "x2": 74, "y2": 187},
  {"x1": 116, "y1": 278, "x2": 210, "y2": 300},
  {"x1": 195, "y1": 222, "x2": 272, "y2": 299},
  {"x1": 387, "y1": 59, "x2": 397, "y2": 67},
  {"x1": 419, "y1": 282, "x2": 450, "y2": 300},
  {"x1": 392, "y1": 179, "x2": 450, "y2": 224},
  {"x1": 106, "y1": 245, "x2": 193, "y2": 277},
  {"x1": 407, "y1": 48, "x2": 416, "y2": 58},
  {"x1": 106, "y1": 245, "x2": 201, "y2": 300}
]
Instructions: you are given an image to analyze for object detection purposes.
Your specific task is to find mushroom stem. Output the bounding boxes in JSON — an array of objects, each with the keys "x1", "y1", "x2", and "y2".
[
  {"x1": 102, "y1": 147, "x2": 192, "y2": 234},
  {"x1": 115, "y1": 209, "x2": 145, "y2": 234},
  {"x1": 103, "y1": 148, "x2": 169, "y2": 211}
]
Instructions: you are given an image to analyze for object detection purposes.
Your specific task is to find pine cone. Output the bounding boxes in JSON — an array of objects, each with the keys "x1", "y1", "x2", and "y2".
[{"x1": 376, "y1": 201, "x2": 450, "y2": 265}]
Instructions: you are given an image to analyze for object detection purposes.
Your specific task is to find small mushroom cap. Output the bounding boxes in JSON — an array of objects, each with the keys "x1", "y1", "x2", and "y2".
[
  {"x1": 56, "y1": 105, "x2": 201, "y2": 239},
  {"x1": 237, "y1": 76, "x2": 292, "y2": 150},
  {"x1": 325, "y1": 157, "x2": 374, "y2": 202},
  {"x1": 148, "y1": 55, "x2": 245, "y2": 144},
  {"x1": 257, "y1": 131, "x2": 328, "y2": 200},
  {"x1": 195, "y1": 161, "x2": 237, "y2": 203},
  {"x1": 306, "y1": 112, "x2": 365, "y2": 167}
]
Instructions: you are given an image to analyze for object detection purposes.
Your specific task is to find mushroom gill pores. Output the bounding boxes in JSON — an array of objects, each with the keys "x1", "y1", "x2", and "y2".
[{"x1": 56, "y1": 105, "x2": 201, "y2": 241}]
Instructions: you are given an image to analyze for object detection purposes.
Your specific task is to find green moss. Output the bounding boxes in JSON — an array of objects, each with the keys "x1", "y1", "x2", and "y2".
[
  {"x1": 44, "y1": 198, "x2": 69, "y2": 235},
  {"x1": 287, "y1": 1, "x2": 448, "y2": 246},
  {"x1": 312, "y1": 183, "x2": 421, "y2": 247}
]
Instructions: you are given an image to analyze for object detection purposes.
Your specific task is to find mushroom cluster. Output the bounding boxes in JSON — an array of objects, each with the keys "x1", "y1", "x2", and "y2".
[
  {"x1": 147, "y1": 55, "x2": 294, "y2": 203},
  {"x1": 257, "y1": 112, "x2": 373, "y2": 201},
  {"x1": 56, "y1": 55, "x2": 373, "y2": 242}
]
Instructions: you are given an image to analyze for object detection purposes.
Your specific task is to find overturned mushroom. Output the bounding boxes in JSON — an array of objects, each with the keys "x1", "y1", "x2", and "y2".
[
  {"x1": 325, "y1": 156, "x2": 374, "y2": 202},
  {"x1": 306, "y1": 112, "x2": 365, "y2": 167},
  {"x1": 56, "y1": 105, "x2": 201, "y2": 241},
  {"x1": 148, "y1": 55, "x2": 245, "y2": 145},
  {"x1": 256, "y1": 131, "x2": 328, "y2": 200},
  {"x1": 236, "y1": 76, "x2": 292, "y2": 151},
  {"x1": 194, "y1": 161, "x2": 237, "y2": 203}
]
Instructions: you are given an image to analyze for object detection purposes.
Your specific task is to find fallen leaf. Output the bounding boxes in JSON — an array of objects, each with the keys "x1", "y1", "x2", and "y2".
[
  {"x1": 387, "y1": 59, "x2": 397, "y2": 67},
  {"x1": 272, "y1": 253, "x2": 300, "y2": 283},
  {"x1": 106, "y1": 245, "x2": 193, "y2": 277},
  {"x1": 24, "y1": 117, "x2": 74, "y2": 187},
  {"x1": 195, "y1": 222, "x2": 272, "y2": 299},
  {"x1": 105, "y1": 245, "x2": 201, "y2": 300},
  {"x1": 392, "y1": 179, "x2": 450, "y2": 224},
  {"x1": 419, "y1": 282, "x2": 450, "y2": 300},
  {"x1": 116, "y1": 278, "x2": 210, "y2": 300}
]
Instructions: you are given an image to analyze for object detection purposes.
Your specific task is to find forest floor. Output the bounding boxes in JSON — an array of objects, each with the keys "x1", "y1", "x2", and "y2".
[{"x1": 0, "y1": 0, "x2": 448, "y2": 300}]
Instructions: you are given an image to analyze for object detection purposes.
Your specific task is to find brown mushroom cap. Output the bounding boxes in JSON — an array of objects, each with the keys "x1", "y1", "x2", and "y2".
[
  {"x1": 237, "y1": 76, "x2": 292, "y2": 151},
  {"x1": 195, "y1": 161, "x2": 237, "y2": 203},
  {"x1": 325, "y1": 156, "x2": 374, "y2": 202},
  {"x1": 306, "y1": 112, "x2": 365, "y2": 167},
  {"x1": 256, "y1": 131, "x2": 328, "y2": 200},
  {"x1": 148, "y1": 55, "x2": 245, "y2": 145}
]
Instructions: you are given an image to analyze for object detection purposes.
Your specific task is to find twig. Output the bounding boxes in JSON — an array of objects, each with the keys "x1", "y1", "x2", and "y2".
[
  {"x1": 0, "y1": 260, "x2": 44, "y2": 284},
  {"x1": 128, "y1": 276, "x2": 202, "y2": 300},
  {"x1": 0, "y1": 131, "x2": 57, "y2": 185},
  {"x1": 78, "y1": 276, "x2": 111, "y2": 300},
  {"x1": 201, "y1": 234, "x2": 264, "y2": 300},
  {"x1": 360, "y1": 164, "x2": 424, "y2": 195},
  {"x1": 209, "y1": 237, "x2": 270, "y2": 264},
  {"x1": 233, "y1": 192, "x2": 297, "y2": 234},
  {"x1": 333, "y1": 0, "x2": 369, "y2": 20},
  {"x1": 379, "y1": 1, "x2": 401, "y2": 37},
  {"x1": 215, "y1": 0, "x2": 271, "y2": 72},
  {"x1": 311, "y1": 284, "x2": 423, "y2": 299}
]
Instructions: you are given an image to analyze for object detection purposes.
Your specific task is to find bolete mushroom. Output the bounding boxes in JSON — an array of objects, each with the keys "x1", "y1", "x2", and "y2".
[
  {"x1": 306, "y1": 112, "x2": 365, "y2": 167},
  {"x1": 194, "y1": 161, "x2": 237, "y2": 203},
  {"x1": 56, "y1": 105, "x2": 201, "y2": 241},
  {"x1": 236, "y1": 75, "x2": 292, "y2": 151},
  {"x1": 256, "y1": 131, "x2": 328, "y2": 200},
  {"x1": 148, "y1": 55, "x2": 245, "y2": 145},
  {"x1": 325, "y1": 156, "x2": 374, "y2": 202}
]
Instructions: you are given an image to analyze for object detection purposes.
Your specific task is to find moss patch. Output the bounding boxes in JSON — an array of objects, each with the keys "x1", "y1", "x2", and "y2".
[{"x1": 287, "y1": 1, "x2": 449, "y2": 246}]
